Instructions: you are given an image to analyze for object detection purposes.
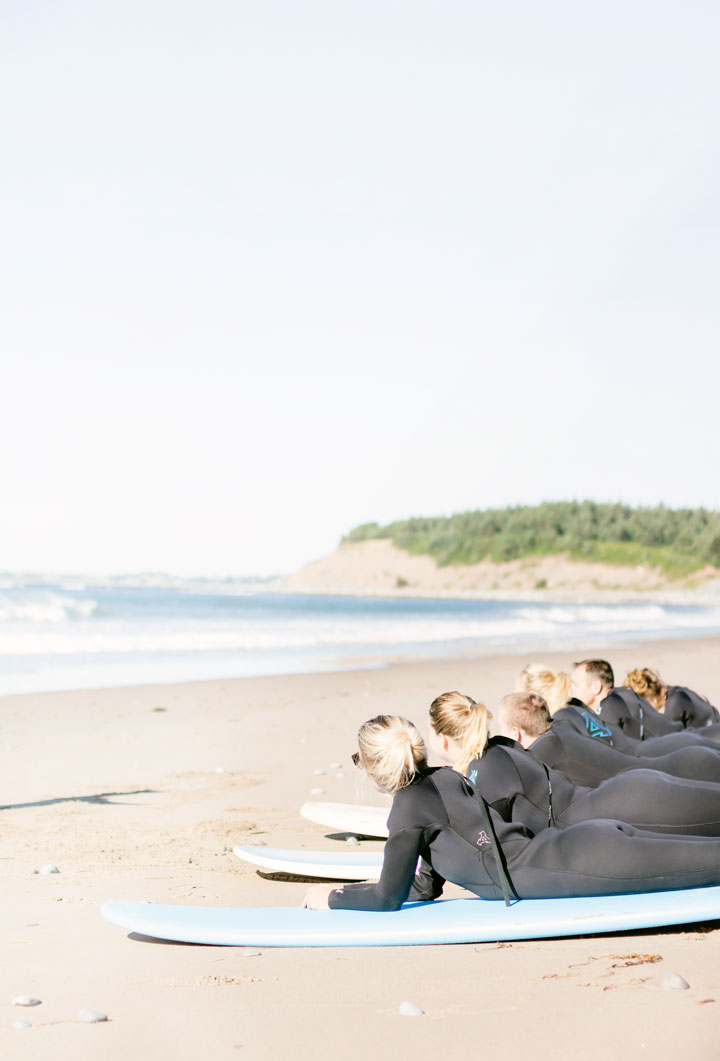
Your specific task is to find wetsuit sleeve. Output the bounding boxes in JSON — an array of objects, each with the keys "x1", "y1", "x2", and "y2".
[
  {"x1": 407, "y1": 857, "x2": 446, "y2": 902},
  {"x1": 328, "y1": 826, "x2": 425, "y2": 911}
]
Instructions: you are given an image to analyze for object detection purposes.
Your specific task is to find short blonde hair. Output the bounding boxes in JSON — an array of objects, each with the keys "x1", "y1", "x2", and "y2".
[
  {"x1": 428, "y1": 691, "x2": 491, "y2": 774},
  {"x1": 356, "y1": 715, "x2": 427, "y2": 795},
  {"x1": 500, "y1": 691, "x2": 552, "y2": 737},
  {"x1": 625, "y1": 668, "x2": 665, "y2": 709},
  {"x1": 517, "y1": 663, "x2": 571, "y2": 715}
]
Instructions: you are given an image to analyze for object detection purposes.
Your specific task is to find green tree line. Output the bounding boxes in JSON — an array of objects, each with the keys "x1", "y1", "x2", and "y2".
[{"x1": 343, "y1": 502, "x2": 720, "y2": 577}]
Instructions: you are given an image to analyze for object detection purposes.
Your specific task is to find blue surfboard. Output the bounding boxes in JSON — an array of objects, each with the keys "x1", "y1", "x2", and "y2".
[{"x1": 100, "y1": 886, "x2": 720, "y2": 947}]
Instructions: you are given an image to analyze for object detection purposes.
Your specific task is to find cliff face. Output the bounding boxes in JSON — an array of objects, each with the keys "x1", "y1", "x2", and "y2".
[{"x1": 282, "y1": 539, "x2": 717, "y2": 598}]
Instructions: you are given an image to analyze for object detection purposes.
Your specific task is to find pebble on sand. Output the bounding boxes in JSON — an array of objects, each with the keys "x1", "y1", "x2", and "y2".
[
  {"x1": 345, "y1": 836, "x2": 360, "y2": 846},
  {"x1": 11, "y1": 1020, "x2": 31, "y2": 1030},
  {"x1": 242, "y1": 948, "x2": 262, "y2": 957},
  {"x1": 12, "y1": 996, "x2": 41, "y2": 1007},
  {"x1": 662, "y1": 972, "x2": 690, "y2": 991},
  {"x1": 330, "y1": 762, "x2": 342, "y2": 769},
  {"x1": 310, "y1": 787, "x2": 325, "y2": 795},
  {"x1": 78, "y1": 1009, "x2": 108, "y2": 1023},
  {"x1": 398, "y1": 1000, "x2": 424, "y2": 1017},
  {"x1": 38, "y1": 864, "x2": 60, "y2": 875}
]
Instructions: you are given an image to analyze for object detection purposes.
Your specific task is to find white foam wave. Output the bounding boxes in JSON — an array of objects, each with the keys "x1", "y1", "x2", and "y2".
[
  {"x1": 0, "y1": 602, "x2": 719, "y2": 657},
  {"x1": 0, "y1": 593, "x2": 98, "y2": 624}
]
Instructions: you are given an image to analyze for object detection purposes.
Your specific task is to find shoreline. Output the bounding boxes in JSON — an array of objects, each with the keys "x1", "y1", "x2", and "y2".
[
  {"x1": 4, "y1": 623, "x2": 720, "y2": 702},
  {"x1": 274, "y1": 579, "x2": 720, "y2": 605}
]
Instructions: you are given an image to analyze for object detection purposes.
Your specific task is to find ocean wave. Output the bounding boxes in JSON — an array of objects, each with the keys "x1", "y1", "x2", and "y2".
[
  {"x1": 512, "y1": 603, "x2": 670, "y2": 627},
  {"x1": 1, "y1": 603, "x2": 720, "y2": 657},
  {"x1": 0, "y1": 593, "x2": 98, "y2": 624}
]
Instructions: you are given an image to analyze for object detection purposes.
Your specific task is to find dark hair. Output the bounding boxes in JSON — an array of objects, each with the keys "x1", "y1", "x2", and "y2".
[
  {"x1": 574, "y1": 659, "x2": 614, "y2": 689},
  {"x1": 500, "y1": 692, "x2": 552, "y2": 738}
]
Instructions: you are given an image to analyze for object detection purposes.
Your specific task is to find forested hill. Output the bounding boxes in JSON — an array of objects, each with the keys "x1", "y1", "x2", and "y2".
[{"x1": 343, "y1": 502, "x2": 720, "y2": 578}]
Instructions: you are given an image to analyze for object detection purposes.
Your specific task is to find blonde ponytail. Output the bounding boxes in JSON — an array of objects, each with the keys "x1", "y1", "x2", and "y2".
[
  {"x1": 517, "y1": 663, "x2": 571, "y2": 715},
  {"x1": 356, "y1": 715, "x2": 427, "y2": 795},
  {"x1": 429, "y1": 691, "x2": 491, "y2": 774}
]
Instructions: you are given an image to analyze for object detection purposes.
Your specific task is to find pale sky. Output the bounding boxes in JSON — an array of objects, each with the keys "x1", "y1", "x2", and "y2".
[{"x1": 2, "y1": 1, "x2": 719, "y2": 575}]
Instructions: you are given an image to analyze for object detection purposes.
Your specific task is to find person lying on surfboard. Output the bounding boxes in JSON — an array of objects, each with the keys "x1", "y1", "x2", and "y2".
[
  {"x1": 496, "y1": 683, "x2": 720, "y2": 787},
  {"x1": 518, "y1": 661, "x2": 720, "y2": 755},
  {"x1": 302, "y1": 715, "x2": 720, "y2": 911},
  {"x1": 428, "y1": 690, "x2": 720, "y2": 835},
  {"x1": 570, "y1": 659, "x2": 720, "y2": 745},
  {"x1": 624, "y1": 667, "x2": 720, "y2": 730}
]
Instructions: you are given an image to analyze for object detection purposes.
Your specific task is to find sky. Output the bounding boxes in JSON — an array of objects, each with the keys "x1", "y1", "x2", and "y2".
[{"x1": 2, "y1": 1, "x2": 719, "y2": 575}]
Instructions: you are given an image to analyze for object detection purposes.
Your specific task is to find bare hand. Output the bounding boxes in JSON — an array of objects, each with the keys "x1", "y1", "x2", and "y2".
[{"x1": 302, "y1": 884, "x2": 336, "y2": 909}]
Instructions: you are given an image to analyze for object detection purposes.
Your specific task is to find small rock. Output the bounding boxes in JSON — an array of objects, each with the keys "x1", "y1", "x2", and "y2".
[
  {"x1": 662, "y1": 972, "x2": 690, "y2": 991},
  {"x1": 329, "y1": 762, "x2": 342, "y2": 769},
  {"x1": 11, "y1": 1020, "x2": 31, "y2": 1030},
  {"x1": 242, "y1": 948, "x2": 261, "y2": 957},
  {"x1": 12, "y1": 996, "x2": 41, "y2": 1007},
  {"x1": 313, "y1": 769, "x2": 325, "y2": 776},
  {"x1": 39, "y1": 864, "x2": 59, "y2": 875},
  {"x1": 310, "y1": 788, "x2": 325, "y2": 796},
  {"x1": 346, "y1": 836, "x2": 360, "y2": 846},
  {"x1": 78, "y1": 1009, "x2": 108, "y2": 1024},
  {"x1": 398, "y1": 1000, "x2": 424, "y2": 1017}
]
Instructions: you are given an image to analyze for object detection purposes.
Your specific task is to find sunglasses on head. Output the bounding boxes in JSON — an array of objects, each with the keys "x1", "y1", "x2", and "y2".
[{"x1": 351, "y1": 752, "x2": 360, "y2": 767}]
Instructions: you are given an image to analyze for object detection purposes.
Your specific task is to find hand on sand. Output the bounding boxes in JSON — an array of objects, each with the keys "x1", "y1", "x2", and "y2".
[{"x1": 302, "y1": 884, "x2": 336, "y2": 909}]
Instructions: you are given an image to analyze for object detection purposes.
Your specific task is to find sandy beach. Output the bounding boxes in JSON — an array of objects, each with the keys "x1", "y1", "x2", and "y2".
[{"x1": 3, "y1": 636, "x2": 720, "y2": 1060}]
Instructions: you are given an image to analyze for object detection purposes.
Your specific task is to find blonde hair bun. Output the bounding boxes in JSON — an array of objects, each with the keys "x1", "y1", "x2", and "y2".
[{"x1": 357, "y1": 715, "x2": 427, "y2": 794}]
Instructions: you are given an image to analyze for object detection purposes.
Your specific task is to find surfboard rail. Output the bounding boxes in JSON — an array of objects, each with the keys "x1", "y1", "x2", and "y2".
[{"x1": 234, "y1": 845, "x2": 383, "y2": 880}]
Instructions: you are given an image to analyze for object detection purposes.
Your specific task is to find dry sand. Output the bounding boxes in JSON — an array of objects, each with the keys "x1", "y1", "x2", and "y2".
[{"x1": 2, "y1": 637, "x2": 720, "y2": 1059}]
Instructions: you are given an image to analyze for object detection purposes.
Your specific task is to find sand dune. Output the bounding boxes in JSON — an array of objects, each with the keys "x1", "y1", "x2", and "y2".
[{"x1": 283, "y1": 538, "x2": 720, "y2": 600}]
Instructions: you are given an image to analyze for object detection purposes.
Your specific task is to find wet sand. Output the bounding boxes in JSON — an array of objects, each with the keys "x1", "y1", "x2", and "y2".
[{"x1": 2, "y1": 637, "x2": 720, "y2": 1059}]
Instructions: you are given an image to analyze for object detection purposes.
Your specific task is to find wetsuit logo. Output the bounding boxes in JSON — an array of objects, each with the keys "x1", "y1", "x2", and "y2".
[
  {"x1": 476, "y1": 831, "x2": 491, "y2": 847},
  {"x1": 581, "y1": 711, "x2": 613, "y2": 741},
  {"x1": 467, "y1": 769, "x2": 478, "y2": 786}
]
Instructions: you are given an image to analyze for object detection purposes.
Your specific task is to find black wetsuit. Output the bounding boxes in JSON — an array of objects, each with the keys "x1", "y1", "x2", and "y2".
[
  {"x1": 465, "y1": 736, "x2": 720, "y2": 836},
  {"x1": 599, "y1": 688, "x2": 720, "y2": 746},
  {"x1": 327, "y1": 766, "x2": 720, "y2": 910},
  {"x1": 665, "y1": 686, "x2": 720, "y2": 729},
  {"x1": 555, "y1": 701, "x2": 718, "y2": 756},
  {"x1": 529, "y1": 719, "x2": 720, "y2": 787}
]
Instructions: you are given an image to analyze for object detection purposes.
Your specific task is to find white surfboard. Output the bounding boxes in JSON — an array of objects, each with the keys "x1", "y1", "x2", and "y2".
[
  {"x1": 300, "y1": 801, "x2": 389, "y2": 838},
  {"x1": 234, "y1": 845, "x2": 383, "y2": 880}
]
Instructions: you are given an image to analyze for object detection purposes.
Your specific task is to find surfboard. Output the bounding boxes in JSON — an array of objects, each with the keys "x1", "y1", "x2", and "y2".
[
  {"x1": 299, "y1": 801, "x2": 389, "y2": 838},
  {"x1": 233, "y1": 845, "x2": 384, "y2": 880},
  {"x1": 100, "y1": 886, "x2": 720, "y2": 947}
]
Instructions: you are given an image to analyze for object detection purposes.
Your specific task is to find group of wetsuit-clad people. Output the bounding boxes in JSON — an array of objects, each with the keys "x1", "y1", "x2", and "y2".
[{"x1": 302, "y1": 660, "x2": 720, "y2": 912}]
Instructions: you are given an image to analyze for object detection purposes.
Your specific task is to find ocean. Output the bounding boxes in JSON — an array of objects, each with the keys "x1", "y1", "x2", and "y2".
[{"x1": 1, "y1": 577, "x2": 720, "y2": 696}]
